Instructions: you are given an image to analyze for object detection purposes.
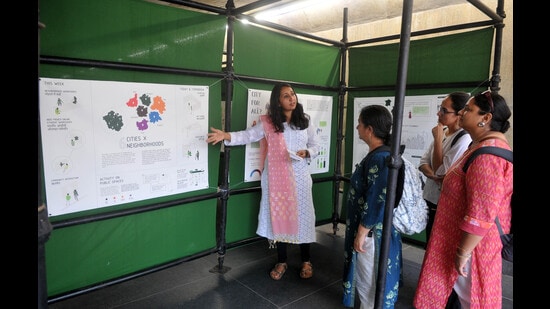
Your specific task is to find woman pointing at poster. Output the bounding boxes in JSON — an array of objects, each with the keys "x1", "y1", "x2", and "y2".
[{"x1": 206, "y1": 83, "x2": 320, "y2": 281}]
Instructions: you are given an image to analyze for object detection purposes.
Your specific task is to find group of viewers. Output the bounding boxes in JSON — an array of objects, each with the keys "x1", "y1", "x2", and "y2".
[{"x1": 205, "y1": 83, "x2": 513, "y2": 309}]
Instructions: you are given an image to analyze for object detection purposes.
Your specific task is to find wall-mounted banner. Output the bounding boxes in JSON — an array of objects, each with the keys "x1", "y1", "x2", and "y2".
[
  {"x1": 39, "y1": 78, "x2": 210, "y2": 216},
  {"x1": 243, "y1": 89, "x2": 333, "y2": 182},
  {"x1": 353, "y1": 95, "x2": 444, "y2": 180}
]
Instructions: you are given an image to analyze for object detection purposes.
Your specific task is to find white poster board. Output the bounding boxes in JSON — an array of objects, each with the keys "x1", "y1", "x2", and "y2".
[
  {"x1": 39, "y1": 78, "x2": 210, "y2": 216},
  {"x1": 352, "y1": 94, "x2": 444, "y2": 181},
  {"x1": 243, "y1": 89, "x2": 333, "y2": 182}
]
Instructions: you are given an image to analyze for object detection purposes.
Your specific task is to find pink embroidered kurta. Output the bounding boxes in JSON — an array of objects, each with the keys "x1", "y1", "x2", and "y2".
[{"x1": 413, "y1": 138, "x2": 512, "y2": 309}]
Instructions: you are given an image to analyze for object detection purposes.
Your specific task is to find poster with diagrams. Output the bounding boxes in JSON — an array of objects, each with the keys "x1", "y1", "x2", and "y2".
[
  {"x1": 243, "y1": 89, "x2": 333, "y2": 182},
  {"x1": 352, "y1": 95, "x2": 443, "y2": 178},
  {"x1": 39, "y1": 78, "x2": 210, "y2": 216}
]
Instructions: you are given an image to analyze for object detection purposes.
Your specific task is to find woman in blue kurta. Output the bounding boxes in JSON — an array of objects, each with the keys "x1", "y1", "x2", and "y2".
[{"x1": 343, "y1": 105, "x2": 401, "y2": 309}]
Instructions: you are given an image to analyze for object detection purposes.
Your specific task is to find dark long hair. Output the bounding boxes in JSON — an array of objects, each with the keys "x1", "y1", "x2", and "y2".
[
  {"x1": 448, "y1": 91, "x2": 470, "y2": 113},
  {"x1": 267, "y1": 83, "x2": 310, "y2": 132},
  {"x1": 473, "y1": 90, "x2": 511, "y2": 133},
  {"x1": 359, "y1": 105, "x2": 393, "y2": 146}
]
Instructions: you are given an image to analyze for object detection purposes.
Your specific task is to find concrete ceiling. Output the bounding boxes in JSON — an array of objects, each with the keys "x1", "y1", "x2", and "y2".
[{"x1": 160, "y1": 0, "x2": 491, "y2": 34}]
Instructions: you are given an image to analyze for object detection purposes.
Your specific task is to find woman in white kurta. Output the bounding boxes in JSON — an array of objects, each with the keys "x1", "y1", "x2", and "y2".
[
  {"x1": 419, "y1": 92, "x2": 471, "y2": 247},
  {"x1": 206, "y1": 83, "x2": 320, "y2": 281}
]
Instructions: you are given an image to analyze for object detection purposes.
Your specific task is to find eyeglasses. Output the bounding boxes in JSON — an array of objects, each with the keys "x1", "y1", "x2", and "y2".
[
  {"x1": 437, "y1": 105, "x2": 456, "y2": 115},
  {"x1": 482, "y1": 90, "x2": 494, "y2": 113}
]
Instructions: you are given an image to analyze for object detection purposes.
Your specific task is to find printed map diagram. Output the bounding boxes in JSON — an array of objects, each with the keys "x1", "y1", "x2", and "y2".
[
  {"x1": 40, "y1": 78, "x2": 210, "y2": 216},
  {"x1": 103, "y1": 92, "x2": 167, "y2": 133}
]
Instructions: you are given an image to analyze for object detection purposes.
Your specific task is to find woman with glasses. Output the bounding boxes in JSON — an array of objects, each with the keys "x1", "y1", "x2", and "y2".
[
  {"x1": 419, "y1": 92, "x2": 471, "y2": 247},
  {"x1": 414, "y1": 90, "x2": 513, "y2": 309}
]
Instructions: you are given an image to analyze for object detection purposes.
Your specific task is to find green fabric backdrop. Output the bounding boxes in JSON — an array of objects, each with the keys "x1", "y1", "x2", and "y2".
[{"x1": 39, "y1": 0, "x2": 495, "y2": 297}]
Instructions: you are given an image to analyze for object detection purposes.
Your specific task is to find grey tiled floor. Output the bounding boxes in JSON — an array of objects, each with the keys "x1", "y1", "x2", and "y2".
[{"x1": 47, "y1": 223, "x2": 513, "y2": 308}]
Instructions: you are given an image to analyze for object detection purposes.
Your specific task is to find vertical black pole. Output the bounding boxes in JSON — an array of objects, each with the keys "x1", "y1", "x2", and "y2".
[
  {"x1": 489, "y1": 0, "x2": 505, "y2": 93},
  {"x1": 373, "y1": 0, "x2": 413, "y2": 308},
  {"x1": 210, "y1": 0, "x2": 235, "y2": 274},
  {"x1": 332, "y1": 8, "x2": 348, "y2": 234}
]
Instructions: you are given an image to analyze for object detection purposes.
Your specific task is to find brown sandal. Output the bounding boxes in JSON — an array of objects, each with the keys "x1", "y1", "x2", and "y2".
[
  {"x1": 270, "y1": 262, "x2": 287, "y2": 280},
  {"x1": 300, "y1": 261, "x2": 313, "y2": 279}
]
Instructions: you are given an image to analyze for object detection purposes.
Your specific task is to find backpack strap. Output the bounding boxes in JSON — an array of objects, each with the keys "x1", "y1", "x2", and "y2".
[
  {"x1": 364, "y1": 145, "x2": 404, "y2": 208},
  {"x1": 450, "y1": 129, "x2": 467, "y2": 148},
  {"x1": 495, "y1": 216, "x2": 505, "y2": 236},
  {"x1": 394, "y1": 145, "x2": 406, "y2": 208},
  {"x1": 462, "y1": 146, "x2": 513, "y2": 173}
]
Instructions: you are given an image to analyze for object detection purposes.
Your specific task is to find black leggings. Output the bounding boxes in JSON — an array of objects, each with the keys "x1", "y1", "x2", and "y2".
[{"x1": 276, "y1": 242, "x2": 311, "y2": 263}]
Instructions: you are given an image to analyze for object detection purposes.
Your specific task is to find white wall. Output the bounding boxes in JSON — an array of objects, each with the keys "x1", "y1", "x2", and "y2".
[{"x1": 314, "y1": 1, "x2": 514, "y2": 147}]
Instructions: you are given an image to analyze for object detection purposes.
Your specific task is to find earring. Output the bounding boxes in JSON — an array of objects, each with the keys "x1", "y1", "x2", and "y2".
[{"x1": 477, "y1": 122, "x2": 485, "y2": 127}]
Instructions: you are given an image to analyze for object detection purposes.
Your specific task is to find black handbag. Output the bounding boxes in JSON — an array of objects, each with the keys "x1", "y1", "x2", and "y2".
[{"x1": 495, "y1": 217, "x2": 513, "y2": 262}]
